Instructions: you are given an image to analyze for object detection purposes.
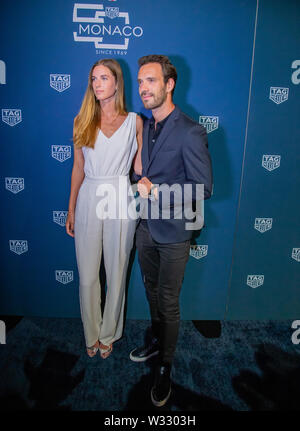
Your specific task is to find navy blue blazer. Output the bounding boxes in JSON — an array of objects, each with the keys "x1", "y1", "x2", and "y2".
[{"x1": 135, "y1": 105, "x2": 213, "y2": 243}]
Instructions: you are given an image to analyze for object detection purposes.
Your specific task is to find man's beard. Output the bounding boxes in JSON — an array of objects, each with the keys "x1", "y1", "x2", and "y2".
[{"x1": 142, "y1": 87, "x2": 167, "y2": 110}]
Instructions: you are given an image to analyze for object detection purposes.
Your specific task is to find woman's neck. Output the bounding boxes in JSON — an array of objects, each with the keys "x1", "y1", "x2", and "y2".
[{"x1": 100, "y1": 97, "x2": 118, "y2": 120}]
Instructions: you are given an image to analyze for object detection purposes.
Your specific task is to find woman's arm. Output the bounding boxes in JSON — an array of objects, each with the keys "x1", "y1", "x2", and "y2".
[
  {"x1": 66, "y1": 147, "x2": 85, "y2": 237},
  {"x1": 132, "y1": 114, "x2": 143, "y2": 176}
]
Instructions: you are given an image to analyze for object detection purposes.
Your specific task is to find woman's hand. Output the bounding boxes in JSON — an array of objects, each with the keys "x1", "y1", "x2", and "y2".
[
  {"x1": 66, "y1": 211, "x2": 75, "y2": 237},
  {"x1": 66, "y1": 146, "x2": 84, "y2": 238},
  {"x1": 137, "y1": 177, "x2": 152, "y2": 197}
]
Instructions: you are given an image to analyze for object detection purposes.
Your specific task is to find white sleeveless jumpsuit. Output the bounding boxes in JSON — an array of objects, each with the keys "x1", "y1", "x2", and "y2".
[{"x1": 74, "y1": 113, "x2": 137, "y2": 348}]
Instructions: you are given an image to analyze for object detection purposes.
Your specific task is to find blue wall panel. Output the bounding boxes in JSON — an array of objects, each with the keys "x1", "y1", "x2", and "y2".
[{"x1": 227, "y1": 0, "x2": 300, "y2": 318}]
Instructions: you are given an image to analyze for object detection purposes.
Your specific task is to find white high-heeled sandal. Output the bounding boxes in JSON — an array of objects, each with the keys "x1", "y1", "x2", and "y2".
[
  {"x1": 86, "y1": 343, "x2": 99, "y2": 358},
  {"x1": 99, "y1": 343, "x2": 113, "y2": 359}
]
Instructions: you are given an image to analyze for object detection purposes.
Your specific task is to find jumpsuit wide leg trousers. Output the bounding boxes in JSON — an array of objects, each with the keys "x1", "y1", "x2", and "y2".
[{"x1": 74, "y1": 175, "x2": 136, "y2": 348}]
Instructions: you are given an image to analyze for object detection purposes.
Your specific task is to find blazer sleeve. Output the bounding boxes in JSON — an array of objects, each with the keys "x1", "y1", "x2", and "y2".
[
  {"x1": 131, "y1": 171, "x2": 141, "y2": 183},
  {"x1": 182, "y1": 123, "x2": 213, "y2": 200}
]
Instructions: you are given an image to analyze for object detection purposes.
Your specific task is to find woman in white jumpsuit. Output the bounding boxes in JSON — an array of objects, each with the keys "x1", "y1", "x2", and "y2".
[{"x1": 66, "y1": 59, "x2": 143, "y2": 359}]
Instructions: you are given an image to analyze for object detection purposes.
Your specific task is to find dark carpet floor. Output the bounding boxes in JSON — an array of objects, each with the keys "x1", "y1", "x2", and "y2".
[{"x1": 0, "y1": 317, "x2": 300, "y2": 411}]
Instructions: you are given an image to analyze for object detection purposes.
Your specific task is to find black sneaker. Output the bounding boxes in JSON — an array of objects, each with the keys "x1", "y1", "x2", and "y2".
[
  {"x1": 151, "y1": 364, "x2": 171, "y2": 407},
  {"x1": 129, "y1": 338, "x2": 159, "y2": 362}
]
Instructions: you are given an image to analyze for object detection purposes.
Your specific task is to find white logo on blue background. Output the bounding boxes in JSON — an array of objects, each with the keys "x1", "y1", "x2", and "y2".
[
  {"x1": 55, "y1": 270, "x2": 74, "y2": 285},
  {"x1": 199, "y1": 116, "x2": 219, "y2": 133},
  {"x1": 292, "y1": 248, "x2": 300, "y2": 262},
  {"x1": 262, "y1": 155, "x2": 281, "y2": 171},
  {"x1": 5, "y1": 177, "x2": 24, "y2": 194},
  {"x1": 254, "y1": 218, "x2": 273, "y2": 233},
  {"x1": 73, "y1": 3, "x2": 143, "y2": 51},
  {"x1": 2, "y1": 109, "x2": 22, "y2": 126},
  {"x1": 190, "y1": 245, "x2": 208, "y2": 259},
  {"x1": 51, "y1": 145, "x2": 71, "y2": 162},
  {"x1": 105, "y1": 7, "x2": 119, "y2": 19},
  {"x1": 247, "y1": 275, "x2": 264, "y2": 288},
  {"x1": 50, "y1": 74, "x2": 71, "y2": 92},
  {"x1": 9, "y1": 240, "x2": 28, "y2": 255},
  {"x1": 269, "y1": 87, "x2": 289, "y2": 104},
  {"x1": 53, "y1": 211, "x2": 68, "y2": 227}
]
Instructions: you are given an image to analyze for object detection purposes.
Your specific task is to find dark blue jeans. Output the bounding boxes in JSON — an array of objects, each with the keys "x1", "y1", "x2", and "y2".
[{"x1": 136, "y1": 221, "x2": 190, "y2": 365}]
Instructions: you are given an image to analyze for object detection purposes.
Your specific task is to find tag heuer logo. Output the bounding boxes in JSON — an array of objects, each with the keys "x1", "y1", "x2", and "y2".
[
  {"x1": 199, "y1": 116, "x2": 219, "y2": 133},
  {"x1": 292, "y1": 248, "x2": 300, "y2": 262},
  {"x1": 53, "y1": 211, "x2": 68, "y2": 227},
  {"x1": 190, "y1": 245, "x2": 208, "y2": 259},
  {"x1": 269, "y1": 87, "x2": 289, "y2": 104},
  {"x1": 51, "y1": 145, "x2": 71, "y2": 162},
  {"x1": 55, "y1": 270, "x2": 74, "y2": 285},
  {"x1": 254, "y1": 218, "x2": 273, "y2": 233},
  {"x1": 5, "y1": 177, "x2": 24, "y2": 194},
  {"x1": 2, "y1": 109, "x2": 22, "y2": 127},
  {"x1": 50, "y1": 74, "x2": 71, "y2": 92},
  {"x1": 105, "y1": 7, "x2": 119, "y2": 18},
  {"x1": 247, "y1": 275, "x2": 264, "y2": 288},
  {"x1": 9, "y1": 240, "x2": 28, "y2": 255},
  {"x1": 262, "y1": 155, "x2": 281, "y2": 171}
]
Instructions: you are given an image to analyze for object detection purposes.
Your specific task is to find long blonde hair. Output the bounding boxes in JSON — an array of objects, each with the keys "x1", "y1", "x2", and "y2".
[{"x1": 73, "y1": 59, "x2": 127, "y2": 149}]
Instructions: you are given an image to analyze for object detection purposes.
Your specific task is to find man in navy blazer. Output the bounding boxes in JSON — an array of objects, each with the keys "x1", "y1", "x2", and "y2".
[{"x1": 130, "y1": 55, "x2": 213, "y2": 407}]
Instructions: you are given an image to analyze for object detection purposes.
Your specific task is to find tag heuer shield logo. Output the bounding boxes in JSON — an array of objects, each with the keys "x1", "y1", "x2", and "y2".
[
  {"x1": 55, "y1": 270, "x2": 74, "y2": 285},
  {"x1": 190, "y1": 245, "x2": 208, "y2": 259},
  {"x1": 199, "y1": 116, "x2": 219, "y2": 133},
  {"x1": 292, "y1": 248, "x2": 300, "y2": 262},
  {"x1": 51, "y1": 145, "x2": 71, "y2": 162},
  {"x1": 2, "y1": 109, "x2": 22, "y2": 126},
  {"x1": 9, "y1": 240, "x2": 28, "y2": 255},
  {"x1": 5, "y1": 177, "x2": 24, "y2": 194},
  {"x1": 254, "y1": 218, "x2": 273, "y2": 233},
  {"x1": 247, "y1": 275, "x2": 264, "y2": 288},
  {"x1": 53, "y1": 211, "x2": 68, "y2": 227},
  {"x1": 262, "y1": 155, "x2": 281, "y2": 171},
  {"x1": 50, "y1": 74, "x2": 71, "y2": 92},
  {"x1": 105, "y1": 7, "x2": 119, "y2": 18},
  {"x1": 269, "y1": 87, "x2": 289, "y2": 104}
]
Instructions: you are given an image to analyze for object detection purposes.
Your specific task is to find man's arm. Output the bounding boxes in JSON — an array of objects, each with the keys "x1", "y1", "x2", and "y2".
[
  {"x1": 182, "y1": 123, "x2": 213, "y2": 200},
  {"x1": 137, "y1": 123, "x2": 213, "y2": 216}
]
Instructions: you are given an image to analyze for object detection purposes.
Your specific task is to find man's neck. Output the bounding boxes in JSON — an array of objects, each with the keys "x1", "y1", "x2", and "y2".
[{"x1": 152, "y1": 101, "x2": 175, "y2": 124}]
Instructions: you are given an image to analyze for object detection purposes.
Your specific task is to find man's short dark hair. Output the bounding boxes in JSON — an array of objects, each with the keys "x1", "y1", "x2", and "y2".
[{"x1": 138, "y1": 55, "x2": 177, "y2": 93}]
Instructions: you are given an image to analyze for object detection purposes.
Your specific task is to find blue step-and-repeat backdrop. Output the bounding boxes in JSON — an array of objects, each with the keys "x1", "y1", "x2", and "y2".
[{"x1": 0, "y1": 0, "x2": 299, "y2": 319}]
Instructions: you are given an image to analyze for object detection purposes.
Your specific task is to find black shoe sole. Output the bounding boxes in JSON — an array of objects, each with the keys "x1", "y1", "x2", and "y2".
[
  {"x1": 151, "y1": 386, "x2": 171, "y2": 407},
  {"x1": 129, "y1": 349, "x2": 159, "y2": 362}
]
